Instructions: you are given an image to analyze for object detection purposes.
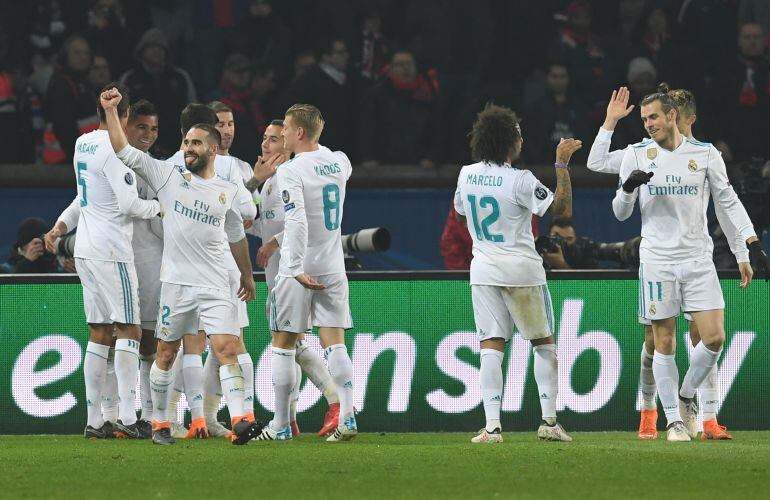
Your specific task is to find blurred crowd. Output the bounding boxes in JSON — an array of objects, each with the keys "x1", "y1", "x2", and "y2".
[{"x1": 1, "y1": 0, "x2": 769, "y2": 168}]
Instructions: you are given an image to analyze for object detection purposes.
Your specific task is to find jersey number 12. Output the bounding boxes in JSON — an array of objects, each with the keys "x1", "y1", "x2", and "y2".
[{"x1": 468, "y1": 195, "x2": 503, "y2": 242}]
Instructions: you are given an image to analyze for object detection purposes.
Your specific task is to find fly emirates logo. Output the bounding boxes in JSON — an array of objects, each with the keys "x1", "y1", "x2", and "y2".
[
  {"x1": 173, "y1": 199, "x2": 222, "y2": 227},
  {"x1": 647, "y1": 174, "x2": 699, "y2": 196}
]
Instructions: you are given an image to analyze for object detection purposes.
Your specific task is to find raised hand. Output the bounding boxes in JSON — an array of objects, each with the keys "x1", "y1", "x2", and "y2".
[
  {"x1": 99, "y1": 87, "x2": 122, "y2": 110},
  {"x1": 603, "y1": 87, "x2": 635, "y2": 130},
  {"x1": 253, "y1": 153, "x2": 286, "y2": 184},
  {"x1": 555, "y1": 138, "x2": 583, "y2": 165},
  {"x1": 622, "y1": 170, "x2": 654, "y2": 193}
]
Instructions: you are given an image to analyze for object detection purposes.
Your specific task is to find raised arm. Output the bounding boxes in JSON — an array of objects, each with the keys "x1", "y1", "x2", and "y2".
[
  {"x1": 103, "y1": 157, "x2": 160, "y2": 219},
  {"x1": 587, "y1": 88, "x2": 635, "y2": 174},
  {"x1": 549, "y1": 138, "x2": 581, "y2": 219}
]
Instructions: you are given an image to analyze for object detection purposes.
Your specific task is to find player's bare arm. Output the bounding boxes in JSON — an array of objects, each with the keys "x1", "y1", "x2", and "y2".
[
  {"x1": 245, "y1": 153, "x2": 286, "y2": 192},
  {"x1": 256, "y1": 236, "x2": 279, "y2": 268},
  {"x1": 44, "y1": 221, "x2": 68, "y2": 253},
  {"x1": 549, "y1": 138, "x2": 581, "y2": 219},
  {"x1": 100, "y1": 87, "x2": 129, "y2": 152}
]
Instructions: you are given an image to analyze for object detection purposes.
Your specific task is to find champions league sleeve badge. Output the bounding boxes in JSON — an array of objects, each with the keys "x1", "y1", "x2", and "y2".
[
  {"x1": 124, "y1": 172, "x2": 133, "y2": 185},
  {"x1": 535, "y1": 186, "x2": 548, "y2": 200},
  {"x1": 282, "y1": 190, "x2": 290, "y2": 203}
]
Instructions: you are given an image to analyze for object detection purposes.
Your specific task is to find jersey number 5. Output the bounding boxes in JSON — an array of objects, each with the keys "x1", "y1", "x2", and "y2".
[
  {"x1": 322, "y1": 184, "x2": 340, "y2": 230},
  {"x1": 468, "y1": 195, "x2": 503, "y2": 242},
  {"x1": 77, "y1": 161, "x2": 88, "y2": 207}
]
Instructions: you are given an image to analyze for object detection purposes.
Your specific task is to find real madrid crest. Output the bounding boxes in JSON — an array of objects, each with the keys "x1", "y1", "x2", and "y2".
[
  {"x1": 647, "y1": 148, "x2": 657, "y2": 160},
  {"x1": 219, "y1": 192, "x2": 227, "y2": 205},
  {"x1": 161, "y1": 326, "x2": 169, "y2": 337},
  {"x1": 182, "y1": 172, "x2": 192, "y2": 182},
  {"x1": 688, "y1": 159, "x2": 697, "y2": 172},
  {"x1": 649, "y1": 304, "x2": 656, "y2": 315}
]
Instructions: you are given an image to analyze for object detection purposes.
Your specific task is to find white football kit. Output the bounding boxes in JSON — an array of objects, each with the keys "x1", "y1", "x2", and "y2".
[
  {"x1": 589, "y1": 127, "x2": 750, "y2": 325},
  {"x1": 270, "y1": 147, "x2": 353, "y2": 333},
  {"x1": 117, "y1": 145, "x2": 246, "y2": 340},
  {"x1": 454, "y1": 161, "x2": 556, "y2": 342},
  {"x1": 66, "y1": 129, "x2": 160, "y2": 325},
  {"x1": 612, "y1": 137, "x2": 756, "y2": 320}
]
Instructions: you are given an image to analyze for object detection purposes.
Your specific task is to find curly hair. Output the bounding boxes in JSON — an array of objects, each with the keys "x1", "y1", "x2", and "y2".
[{"x1": 468, "y1": 103, "x2": 521, "y2": 164}]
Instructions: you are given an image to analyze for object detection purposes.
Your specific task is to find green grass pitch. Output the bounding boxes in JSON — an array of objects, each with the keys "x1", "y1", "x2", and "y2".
[{"x1": 2, "y1": 432, "x2": 770, "y2": 499}]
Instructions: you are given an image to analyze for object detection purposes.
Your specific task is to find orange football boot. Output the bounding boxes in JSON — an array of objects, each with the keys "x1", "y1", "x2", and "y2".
[
  {"x1": 638, "y1": 408, "x2": 659, "y2": 439},
  {"x1": 701, "y1": 418, "x2": 732, "y2": 440},
  {"x1": 183, "y1": 417, "x2": 210, "y2": 439}
]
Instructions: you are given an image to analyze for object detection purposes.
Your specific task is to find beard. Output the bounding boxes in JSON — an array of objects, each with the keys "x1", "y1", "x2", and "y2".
[{"x1": 185, "y1": 151, "x2": 209, "y2": 173}]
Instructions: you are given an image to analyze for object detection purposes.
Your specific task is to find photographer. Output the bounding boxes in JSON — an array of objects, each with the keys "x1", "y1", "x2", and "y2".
[
  {"x1": 10, "y1": 217, "x2": 59, "y2": 273},
  {"x1": 538, "y1": 218, "x2": 598, "y2": 269}
]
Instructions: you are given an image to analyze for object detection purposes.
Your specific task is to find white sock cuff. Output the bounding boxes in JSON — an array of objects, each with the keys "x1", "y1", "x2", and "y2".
[
  {"x1": 183, "y1": 353, "x2": 202, "y2": 368},
  {"x1": 150, "y1": 362, "x2": 172, "y2": 380},
  {"x1": 219, "y1": 363, "x2": 244, "y2": 379},
  {"x1": 480, "y1": 348, "x2": 504, "y2": 362},
  {"x1": 272, "y1": 346, "x2": 296, "y2": 357},
  {"x1": 697, "y1": 343, "x2": 721, "y2": 358},
  {"x1": 86, "y1": 342, "x2": 110, "y2": 358},
  {"x1": 295, "y1": 339, "x2": 309, "y2": 356},
  {"x1": 533, "y1": 344, "x2": 557, "y2": 354},
  {"x1": 324, "y1": 343, "x2": 346, "y2": 358},
  {"x1": 237, "y1": 352, "x2": 253, "y2": 365},
  {"x1": 115, "y1": 338, "x2": 139, "y2": 354},
  {"x1": 653, "y1": 351, "x2": 675, "y2": 361},
  {"x1": 642, "y1": 344, "x2": 654, "y2": 360}
]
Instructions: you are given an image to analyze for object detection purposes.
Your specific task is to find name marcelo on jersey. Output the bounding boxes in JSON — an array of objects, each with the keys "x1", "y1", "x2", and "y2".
[{"x1": 466, "y1": 173, "x2": 503, "y2": 187}]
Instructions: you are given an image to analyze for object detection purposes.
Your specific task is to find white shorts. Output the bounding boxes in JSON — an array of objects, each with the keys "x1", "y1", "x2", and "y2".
[
  {"x1": 76, "y1": 258, "x2": 140, "y2": 325},
  {"x1": 638, "y1": 257, "x2": 724, "y2": 321},
  {"x1": 228, "y1": 269, "x2": 249, "y2": 329},
  {"x1": 135, "y1": 258, "x2": 161, "y2": 331},
  {"x1": 638, "y1": 312, "x2": 693, "y2": 326},
  {"x1": 269, "y1": 273, "x2": 352, "y2": 333},
  {"x1": 157, "y1": 283, "x2": 239, "y2": 341},
  {"x1": 471, "y1": 284, "x2": 555, "y2": 342}
]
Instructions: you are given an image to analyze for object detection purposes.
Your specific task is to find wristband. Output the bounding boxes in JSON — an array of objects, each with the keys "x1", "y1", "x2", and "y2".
[{"x1": 555, "y1": 162, "x2": 569, "y2": 169}]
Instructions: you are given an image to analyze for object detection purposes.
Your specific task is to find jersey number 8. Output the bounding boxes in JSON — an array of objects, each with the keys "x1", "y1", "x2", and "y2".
[{"x1": 322, "y1": 184, "x2": 341, "y2": 230}]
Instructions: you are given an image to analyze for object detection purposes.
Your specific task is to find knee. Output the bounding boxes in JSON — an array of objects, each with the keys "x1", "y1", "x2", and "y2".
[
  {"x1": 214, "y1": 337, "x2": 239, "y2": 363},
  {"x1": 155, "y1": 345, "x2": 176, "y2": 369},
  {"x1": 705, "y1": 336, "x2": 724, "y2": 352}
]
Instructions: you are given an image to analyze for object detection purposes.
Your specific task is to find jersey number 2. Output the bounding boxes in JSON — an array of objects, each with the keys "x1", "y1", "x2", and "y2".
[
  {"x1": 322, "y1": 184, "x2": 340, "y2": 230},
  {"x1": 77, "y1": 161, "x2": 88, "y2": 207},
  {"x1": 468, "y1": 195, "x2": 503, "y2": 242}
]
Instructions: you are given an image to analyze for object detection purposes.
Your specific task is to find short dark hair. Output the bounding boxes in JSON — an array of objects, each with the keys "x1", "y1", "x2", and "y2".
[
  {"x1": 468, "y1": 103, "x2": 522, "y2": 164},
  {"x1": 180, "y1": 104, "x2": 218, "y2": 135},
  {"x1": 269, "y1": 119, "x2": 284, "y2": 127},
  {"x1": 128, "y1": 99, "x2": 157, "y2": 122},
  {"x1": 639, "y1": 90, "x2": 678, "y2": 118},
  {"x1": 548, "y1": 217, "x2": 574, "y2": 233},
  {"x1": 187, "y1": 123, "x2": 221, "y2": 148},
  {"x1": 97, "y1": 82, "x2": 130, "y2": 121},
  {"x1": 208, "y1": 100, "x2": 232, "y2": 114}
]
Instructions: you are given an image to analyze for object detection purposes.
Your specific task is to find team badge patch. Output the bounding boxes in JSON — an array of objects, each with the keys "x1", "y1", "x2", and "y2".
[
  {"x1": 535, "y1": 186, "x2": 548, "y2": 200},
  {"x1": 649, "y1": 304, "x2": 656, "y2": 315},
  {"x1": 219, "y1": 192, "x2": 227, "y2": 205},
  {"x1": 647, "y1": 148, "x2": 657, "y2": 160},
  {"x1": 282, "y1": 190, "x2": 290, "y2": 203},
  {"x1": 182, "y1": 172, "x2": 192, "y2": 182},
  {"x1": 160, "y1": 327, "x2": 169, "y2": 337},
  {"x1": 688, "y1": 159, "x2": 697, "y2": 172},
  {"x1": 124, "y1": 173, "x2": 133, "y2": 185},
  {"x1": 266, "y1": 184, "x2": 272, "y2": 196}
]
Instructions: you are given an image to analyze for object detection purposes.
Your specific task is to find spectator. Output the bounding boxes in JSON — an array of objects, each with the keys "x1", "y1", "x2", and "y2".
[
  {"x1": 88, "y1": 54, "x2": 112, "y2": 91},
  {"x1": 291, "y1": 50, "x2": 317, "y2": 83},
  {"x1": 523, "y1": 62, "x2": 590, "y2": 164},
  {"x1": 119, "y1": 28, "x2": 197, "y2": 158},
  {"x1": 230, "y1": 0, "x2": 292, "y2": 84},
  {"x1": 707, "y1": 22, "x2": 770, "y2": 162},
  {"x1": 358, "y1": 49, "x2": 441, "y2": 168},
  {"x1": 629, "y1": 3, "x2": 693, "y2": 87},
  {"x1": 10, "y1": 217, "x2": 58, "y2": 273},
  {"x1": 0, "y1": 62, "x2": 44, "y2": 163},
  {"x1": 352, "y1": 9, "x2": 390, "y2": 82},
  {"x1": 439, "y1": 203, "x2": 472, "y2": 270},
  {"x1": 538, "y1": 218, "x2": 598, "y2": 270},
  {"x1": 206, "y1": 53, "x2": 264, "y2": 160},
  {"x1": 284, "y1": 38, "x2": 358, "y2": 155},
  {"x1": 613, "y1": 57, "x2": 657, "y2": 149},
  {"x1": 43, "y1": 34, "x2": 98, "y2": 164},
  {"x1": 739, "y1": 0, "x2": 770, "y2": 36},
  {"x1": 84, "y1": 0, "x2": 134, "y2": 76}
]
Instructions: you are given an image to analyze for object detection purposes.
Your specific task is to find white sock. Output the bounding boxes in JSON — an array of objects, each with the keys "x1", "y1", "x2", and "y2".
[
  {"x1": 271, "y1": 346, "x2": 296, "y2": 429},
  {"x1": 290, "y1": 362, "x2": 302, "y2": 422},
  {"x1": 150, "y1": 362, "x2": 174, "y2": 424},
  {"x1": 168, "y1": 352, "x2": 184, "y2": 422},
  {"x1": 139, "y1": 354, "x2": 155, "y2": 421},
  {"x1": 203, "y1": 350, "x2": 222, "y2": 421},
  {"x1": 84, "y1": 342, "x2": 110, "y2": 428},
  {"x1": 219, "y1": 363, "x2": 245, "y2": 421},
  {"x1": 237, "y1": 352, "x2": 254, "y2": 414},
  {"x1": 652, "y1": 351, "x2": 680, "y2": 426},
  {"x1": 701, "y1": 362, "x2": 720, "y2": 421},
  {"x1": 479, "y1": 348, "x2": 503, "y2": 431},
  {"x1": 680, "y1": 343, "x2": 721, "y2": 400},
  {"x1": 101, "y1": 350, "x2": 118, "y2": 422},
  {"x1": 325, "y1": 344, "x2": 354, "y2": 423},
  {"x1": 640, "y1": 344, "x2": 657, "y2": 411},
  {"x1": 533, "y1": 344, "x2": 558, "y2": 423},
  {"x1": 183, "y1": 354, "x2": 204, "y2": 420},
  {"x1": 114, "y1": 338, "x2": 140, "y2": 425},
  {"x1": 296, "y1": 339, "x2": 339, "y2": 404}
]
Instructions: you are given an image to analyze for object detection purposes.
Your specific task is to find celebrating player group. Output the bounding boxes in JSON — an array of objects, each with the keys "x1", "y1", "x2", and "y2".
[{"x1": 48, "y1": 77, "x2": 768, "y2": 446}]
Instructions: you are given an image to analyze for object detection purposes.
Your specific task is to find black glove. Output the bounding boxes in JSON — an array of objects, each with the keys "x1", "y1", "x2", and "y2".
[
  {"x1": 748, "y1": 240, "x2": 770, "y2": 281},
  {"x1": 622, "y1": 170, "x2": 654, "y2": 193}
]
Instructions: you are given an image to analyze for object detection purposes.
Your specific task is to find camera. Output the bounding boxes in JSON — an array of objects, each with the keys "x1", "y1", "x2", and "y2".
[
  {"x1": 536, "y1": 233, "x2": 641, "y2": 269},
  {"x1": 53, "y1": 233, "x2": 76, "y2": 259},
  {"x1": 341, "y1": 227, "x2": 391, "y2": 271}
]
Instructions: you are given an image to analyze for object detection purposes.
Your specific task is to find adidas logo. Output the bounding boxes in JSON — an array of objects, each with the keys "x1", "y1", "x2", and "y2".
[
  {"x1": 491, "y1": 395, "x2": 501, "y2": 402},
  {"x1": 344, "y1": 381, "x2": 353, "y2": 389},
  {"x1": 648, "y1": 162, "x2": 657, "y2": 168},
  {"x1": 281, "y1": 320, "x2": 292, "y2": 328},
  {"x1": 540, "y1": 393, "x2": 549, "y2": 399},
  {"x1": 192, "y1": 395, "x2": 203, "y2": 401}
]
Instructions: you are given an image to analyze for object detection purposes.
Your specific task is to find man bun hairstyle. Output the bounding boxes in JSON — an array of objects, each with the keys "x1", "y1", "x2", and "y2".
[
  {"x1": 640, "y1": 90, "x2": 678, "y2": 119},
  {"x1": 469, "y1": 103, "x2": 522, "y2": 165}
]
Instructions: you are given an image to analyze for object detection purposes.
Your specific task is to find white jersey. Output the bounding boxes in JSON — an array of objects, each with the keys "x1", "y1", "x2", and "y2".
[
  {"x1": 454, "y1": 161, "x2": 552, "y2": 287},
  {"x1": 117, "y1": 145, "x2": 246, "y2": 291},
  {"x1": 589, "y1": 128, "x2": 750, "y2": 263},
  {"x1": 257, "y1": 167, "x2": 286, "y2": 286},
  {"x1": 133, "y1": 175, "x2": 164, "y2": 263},
  {"x1": 167, "y1": 150, "x2": 257, "y2": 273},
  {"x1": 69, "y1": 129, "x2": 160, "y2": 262},
  {"x1": 277, "y1": 147, "x2": 352, "y2": 277},
  {"x1": 613, "y1": 137, "x2": 756, "y2": 264}
]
